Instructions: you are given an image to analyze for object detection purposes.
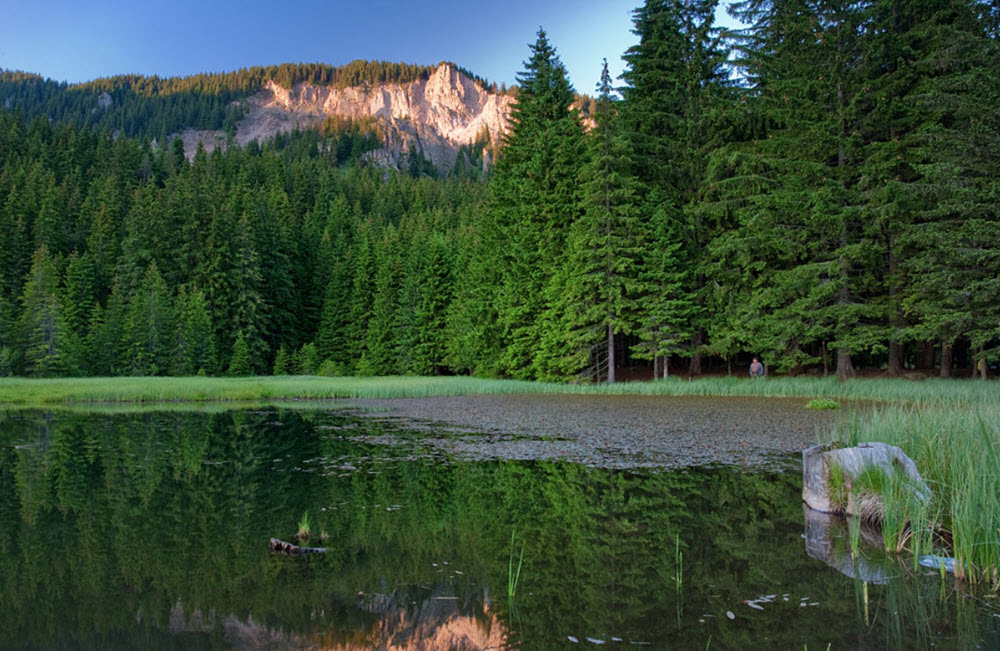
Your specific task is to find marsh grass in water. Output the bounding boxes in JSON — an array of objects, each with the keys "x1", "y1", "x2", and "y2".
[
  {"x1": 297, "y1": 511, "x2": 311, "y2": 541},
  {"x1": 838, "y1": 405, "x2": 1000, "y2": 588},
  {"x1": 508, "y1": 530, "x2": 524, "y2": 601}
]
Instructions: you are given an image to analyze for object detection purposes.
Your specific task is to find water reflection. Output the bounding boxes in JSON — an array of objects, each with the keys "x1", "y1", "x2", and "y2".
[
  {"x1": 0, "y1": 408, "x2": 997, "y2": 649},
  {"x1": 803, "y1": 506, "x2": 898, "y2": 584}
]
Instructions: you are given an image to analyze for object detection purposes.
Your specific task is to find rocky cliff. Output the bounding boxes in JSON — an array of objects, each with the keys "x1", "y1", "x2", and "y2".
[{"x1": 180, "y1": 63, "x2": 513, "y2": 173}]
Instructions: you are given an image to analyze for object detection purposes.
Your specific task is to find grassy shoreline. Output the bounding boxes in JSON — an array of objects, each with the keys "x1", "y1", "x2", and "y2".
[{"x1": 0, "y1": 374, "x2": 996, "y2": 406}]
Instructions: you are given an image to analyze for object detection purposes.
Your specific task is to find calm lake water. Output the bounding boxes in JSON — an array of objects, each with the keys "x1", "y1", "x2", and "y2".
[{"x1": 1, "y1": 404, "x2": 998, "y2": 650}]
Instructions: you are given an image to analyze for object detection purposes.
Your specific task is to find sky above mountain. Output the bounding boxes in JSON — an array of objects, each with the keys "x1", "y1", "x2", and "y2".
[{"x1": 0, "y1": 0, "x2": 740, "y2": 94}]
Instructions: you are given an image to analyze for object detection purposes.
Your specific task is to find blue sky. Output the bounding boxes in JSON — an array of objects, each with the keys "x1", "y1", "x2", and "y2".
[{"x1": 0, "y1": 1, "x2": 739, "y2": 93}]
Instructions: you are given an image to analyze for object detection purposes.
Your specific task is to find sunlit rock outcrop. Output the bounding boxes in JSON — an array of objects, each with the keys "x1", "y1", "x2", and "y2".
[{"x1": 182, "y1": 63, "x2": 513, "y2": 174}]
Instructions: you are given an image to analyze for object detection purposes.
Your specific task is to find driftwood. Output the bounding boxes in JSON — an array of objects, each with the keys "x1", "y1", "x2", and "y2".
[{"x1": 269, "y1": 537, "x2": 328, "y2": 555}]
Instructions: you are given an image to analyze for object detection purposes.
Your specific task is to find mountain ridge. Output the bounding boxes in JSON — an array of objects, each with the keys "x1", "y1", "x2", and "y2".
[
  {"x1": 0, "y1": 60, "x2": 515, "y2": 173},
  {"x1": 179, "y1": 62, "x2": 514, "y2": 173}
]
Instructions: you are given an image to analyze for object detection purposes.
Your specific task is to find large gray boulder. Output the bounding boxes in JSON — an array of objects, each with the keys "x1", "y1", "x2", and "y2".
[{"x1": 802, "y1": 442, "x2": 930, "y2": 519}]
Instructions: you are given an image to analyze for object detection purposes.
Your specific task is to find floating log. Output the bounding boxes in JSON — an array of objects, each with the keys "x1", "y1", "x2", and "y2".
[{"x1": 269, "y1": 537, "x2": 328, "y2": 555}]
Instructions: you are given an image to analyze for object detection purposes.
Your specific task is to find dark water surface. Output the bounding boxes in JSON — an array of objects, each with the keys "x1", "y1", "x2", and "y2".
[{"x1": 0, "y1": 402, "x2": 997, "y2": 650}]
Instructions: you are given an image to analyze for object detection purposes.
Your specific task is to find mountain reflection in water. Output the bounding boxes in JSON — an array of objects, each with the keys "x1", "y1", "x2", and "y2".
[{"x1": 169, "y1": 586, "x2": 506, "y2": 650}]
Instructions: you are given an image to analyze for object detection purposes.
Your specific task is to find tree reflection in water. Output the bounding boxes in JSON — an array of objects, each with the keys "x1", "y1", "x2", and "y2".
[{"x1": 0, "y1": 407, "x2": 997, "y2": 649}]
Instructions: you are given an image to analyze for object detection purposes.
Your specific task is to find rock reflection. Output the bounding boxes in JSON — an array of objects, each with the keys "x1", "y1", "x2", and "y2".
[
  {"x1": 169, "y1": 589, "x2": 507, "y2": 650},
  {"x1": 803, "y1": 504, "x2": 897, "y2": 584}
]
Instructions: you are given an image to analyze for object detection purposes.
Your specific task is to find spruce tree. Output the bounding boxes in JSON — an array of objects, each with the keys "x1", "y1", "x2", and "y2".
[
  {"x1": 546, "y1": 60, "x2": 645, "y2": 382},
  {"x1": 61, "y1": 252, "x2": 97, "y2": 373},
  {"x1": 346, "y1": 218, "x2": 377, "y2": 372},
  {"x1": 123, "y1": 262, "x2": 174, "y2": 375},
  {"x1": 228, "y1": 330, "x2": 252, "y2": 376},
  {"x1": 18, "y1": 246, "x2": 69, "y2": 377},
  {"x1": 722, "y1": 0, "x2": 873, "y2": 378},
  {"x1": 0, "y1": 287, "x2": 14, "y2": 376},
  {"x1": 272, "y1": 345, "x2": 292, "y2": 375},
  {"x1": 362, "y1": 226, "x2": 403, "y2": 375},
  {"x1": 412, "y1": 231, "x2": 454, "y2": 375},
  {"x1": 172, "y1": 286, "x2": 216, "y2": 375},
  {"x1": 228, "y1": 209, "x2": 269, "y2": 373},
  {"x1": 619, "y1": 0, "x2": 730, "y2": 375},
  {"x1": 885, "y1": 0, "x2": 1000, "y2": 374},
  {"x1": 489, "y1": 28, "x2": 586, "y2": 379},
  {"x1": 315, "y1": 255, "x2": 354, "y2": 372},
  {"x1": 295, "y1": 342, "x2": 320, "y2": 375}
]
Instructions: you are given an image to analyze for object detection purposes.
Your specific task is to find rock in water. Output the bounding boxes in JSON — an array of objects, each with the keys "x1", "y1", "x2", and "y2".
[{"x1": 802, "y1": 442, "x2": 930, "y2": 519}]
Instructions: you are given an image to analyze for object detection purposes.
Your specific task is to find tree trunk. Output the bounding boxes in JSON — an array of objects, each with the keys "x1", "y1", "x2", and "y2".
[
  {"x1": 836, "y1": 347, "x2": 856, "y2": 381},
  {"x1": 940, "y1": 342, "x2": 952, "y2": 378},
  {"x1": 607, "y1": 324, "x2": 615, "y2": 383},
  {"x1": 887, "y1": 341, "x2": 904, "y2": 377},
  {"x1": 688, "y1": 331, "x2": 703, "y2": 377},
  {"x1": 822, "y1": 341, "x2": 829, "y2": 377},
  {"x1": 663, "y1": 355, "x2": 669, "y2": 379},
  {"x1": 920, "y1": 341, "x2": 936, "y2": 370}
]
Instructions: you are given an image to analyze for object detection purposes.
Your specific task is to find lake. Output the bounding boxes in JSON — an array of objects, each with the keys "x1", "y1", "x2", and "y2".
[{"x1": 1, "y1": 399, "x2": 997, "y2": 649}]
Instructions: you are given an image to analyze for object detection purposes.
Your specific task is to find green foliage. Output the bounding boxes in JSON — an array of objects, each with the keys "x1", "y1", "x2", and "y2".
[
  {"x1": 295, "y1": 343, "x2": 319, "y2": 375},
  {"x1": 18, "y1": 247, "x2": 70, "y2": 376},
  {"x1": 227, "y1": 331, "x2": 253, "y2": 376},
  {"x1": 0, "y1": 4, "x2": 997, "y2": 382},
  {"x1": 123, "y1": 262, "x2": 174, "y2": 375},
  {"x1": 488, "y1": 29, "x2": 587, "y2": 379},
  {"x1": 272, "y1": 345, "x2": 292, "y2": 375},
  {"x1": 827, "y1": 460, "x2": 848, "y2": 512},
  {"x1": 805, "y1": 399, "x2": 840, "y2": 410},
  {"x1": 172, "y1": 287, "x2": 216, "y2": 376}
]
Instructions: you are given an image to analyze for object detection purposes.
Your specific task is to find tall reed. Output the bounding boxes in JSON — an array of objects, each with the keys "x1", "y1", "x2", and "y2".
[{"x1": 837, "y1": 404, "x2": 1000, "y2": 587}]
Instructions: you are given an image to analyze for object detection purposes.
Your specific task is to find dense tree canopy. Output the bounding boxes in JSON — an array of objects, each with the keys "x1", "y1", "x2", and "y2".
[{"x1": 0, "y1": 0, "x2": 997, "y2": 380}]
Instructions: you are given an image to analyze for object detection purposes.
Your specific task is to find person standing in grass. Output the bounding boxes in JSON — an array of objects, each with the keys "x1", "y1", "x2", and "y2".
[{"x1": 749, "y1": 356, "x2": 764, "y2": 378}]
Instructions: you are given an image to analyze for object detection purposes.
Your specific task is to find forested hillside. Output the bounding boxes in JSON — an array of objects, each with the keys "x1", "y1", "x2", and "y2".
[
  {"x1": 1, "y1": 0, "x2": 998, "y2": 381},
  {"x1": 0, "y1": 60, "x2": 502, "y2": 144}
]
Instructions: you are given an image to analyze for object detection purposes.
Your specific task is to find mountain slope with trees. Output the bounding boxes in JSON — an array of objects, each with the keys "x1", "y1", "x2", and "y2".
[{"x1": 0, "y1": 0, "x2": 997, "y2": 380}]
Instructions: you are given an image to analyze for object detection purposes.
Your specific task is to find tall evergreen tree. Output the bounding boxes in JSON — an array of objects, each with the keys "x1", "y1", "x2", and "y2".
[
  {"x1": 61, "y1": 251, "x2": 97, "y2": 373},
  {"x1": 361, "y1": 225, "x2": 403, "y2": 375},
  {"x1": 172, "y1": 286, "x2": 216, "y2": 375},
  {"x1": 547, "y1": 60, "x2": 645, "y2": 382},
  {"x1": 488, "y1": 28, "x2": 586, "y2": 379},
  {"x1": 883, "y1": 0, "x2": 1000, "y2": 375},
  {"x1": 228, "y1": 210, "x2": 269, "y2": 373},
  {"x1": 411, "y1": 231, "x2": 454, "y2": 375},
  {"x1": 18, "y1": 246, "x2": 70, "y2": 377},
  {"x1": 123, "y1": 262, "x2": 174, "y2": 375},
  {"x1": 0, "y1": 278, "x2": 13, "y2": 376},
  {"x1": 619, "y1": 0, "x2": 730, "y2": 375},
  {"x1": 721, "y1": 0, "x2": 874, "y2": 378},
  {"x1": 228, "y1": 330, "x2": 253, "y2": 376}
]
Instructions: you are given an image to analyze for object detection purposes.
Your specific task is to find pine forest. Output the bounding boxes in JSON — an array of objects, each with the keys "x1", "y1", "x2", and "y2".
[{"x1": 1, "y1": 0, "x2": 998, "y2": 382}]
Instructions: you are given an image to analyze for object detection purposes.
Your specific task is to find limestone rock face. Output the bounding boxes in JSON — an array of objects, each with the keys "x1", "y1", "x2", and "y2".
[
  {"x1": 226, "y1": 63, "x2": 513, "y2": 173},
  {"x1": 802, "y1": 442, "x2": 930, "y2": 518}
]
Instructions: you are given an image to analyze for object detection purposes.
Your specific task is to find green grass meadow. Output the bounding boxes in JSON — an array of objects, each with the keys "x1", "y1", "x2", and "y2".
[{"x1": 0, "y1": 373, "x2": 996, "y2": 405}]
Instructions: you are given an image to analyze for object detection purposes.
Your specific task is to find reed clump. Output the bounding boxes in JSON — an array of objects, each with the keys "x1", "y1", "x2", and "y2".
[{"x1": 836, "y1": 405, "x2": 1000, "y2": 588}]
